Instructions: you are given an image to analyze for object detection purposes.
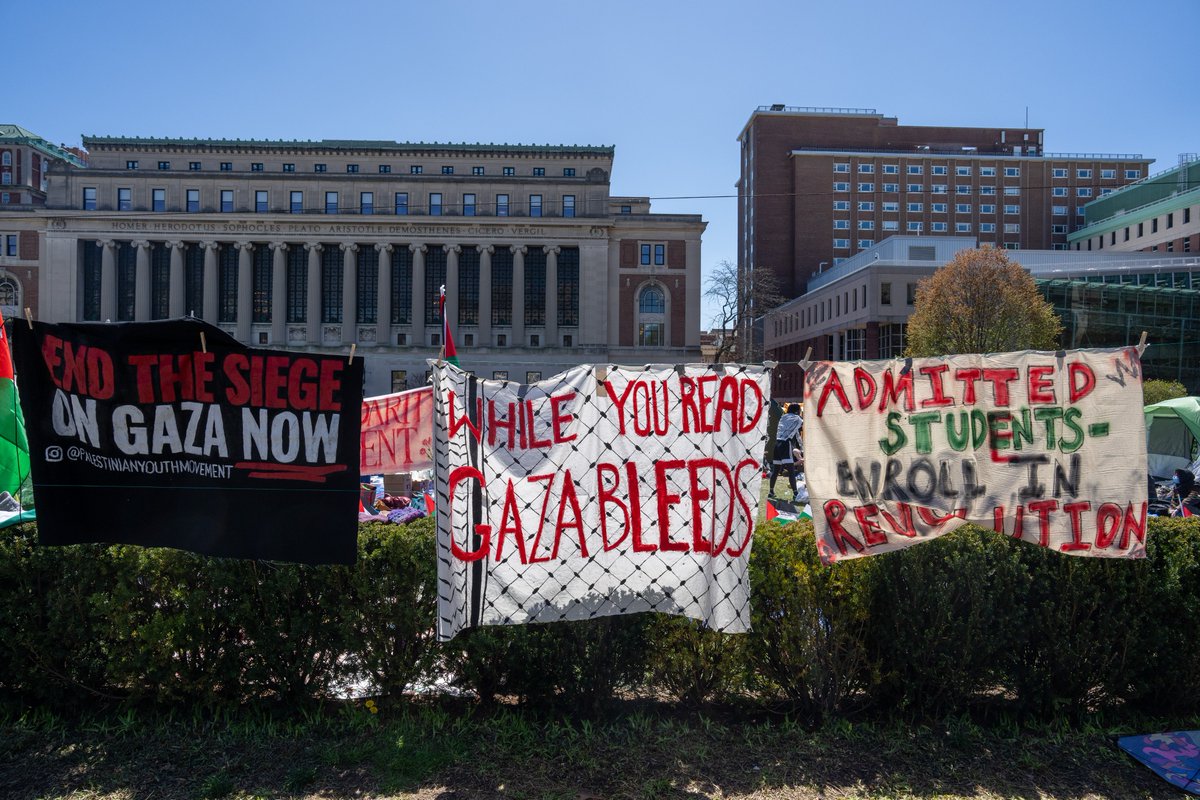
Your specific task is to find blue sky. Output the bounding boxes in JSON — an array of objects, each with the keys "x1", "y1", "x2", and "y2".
[{"x1": 9, "y1": 0, "x2": 1198, "y2": 326}]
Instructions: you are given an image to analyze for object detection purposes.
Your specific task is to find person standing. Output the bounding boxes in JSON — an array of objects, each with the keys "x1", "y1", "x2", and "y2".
[{"x1": 768, "y1": 403, "x2": 803, "y2": 499}]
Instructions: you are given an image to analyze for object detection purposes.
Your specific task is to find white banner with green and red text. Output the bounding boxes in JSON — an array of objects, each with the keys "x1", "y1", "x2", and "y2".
[{"x1": 804, "y1": 347, "x2": 1148, "y2": 564}]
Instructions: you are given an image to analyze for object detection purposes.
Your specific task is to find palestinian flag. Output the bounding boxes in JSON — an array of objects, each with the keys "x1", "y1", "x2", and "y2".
[
  {"x1": 765, "y1": 497, "x2": 811, "y2": 524},
  {"x1": 0, "y1": 310, "x2": 32, "y2": 525},
  {"x1": 439, "y1": 285, "x2": 459, "y2": 366}
]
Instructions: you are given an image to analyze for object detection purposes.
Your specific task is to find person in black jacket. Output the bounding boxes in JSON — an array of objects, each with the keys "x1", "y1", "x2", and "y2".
[{"x1": 768, "y1": 404, "x2": 803, "y2": 499}]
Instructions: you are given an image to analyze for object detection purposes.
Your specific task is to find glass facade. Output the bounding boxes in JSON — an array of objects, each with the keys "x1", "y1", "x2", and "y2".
[
  {"x1": 391, "y1": 246, "x2": 412, "y2": 324},
  {"x1": 424, "y1": 246, "x2": 446, "y2": 326},
  {"x1": 286, "y1": 247, "x2": 307, "y2": 323},
  {"x1": 218, "y1": 245, "x2": 238, "y2": 323},
  {"x1": 253, "y1": 246, "x2": 272, "y2": 323},
  {"x1": 82, "y1": 242, "x2": 102, "y2": 320},
  {"x1": 185, "y1": 244, "x2": 204, "y2": 317},
  {"x1": 1038, "y1": 278, "x2": 1200, "y2": 390},
  {"x1": 557, "y1": 246, "x2": 579, "y2": 327},
  {"x1": 524, "y1": 248, "x2": 546, "y2": 326},
  {"x1": 151, "y1": 244, "x2": 170, "y2": 319},
  {"x1": 116, "y1": 243, "x2": 136, "y2": 321},
  {"x1": 321, "y1": 247, "x2": 343, "y2": 323},
  {"x1": 459, "y1": 247, "x2": 479, "y2": 326},
  {"x1": 357, "y1": 247, "x2": 378, "y2": 324},
  {"x1": 492, "y1": 247, "x2": 513, "y2": 327}
]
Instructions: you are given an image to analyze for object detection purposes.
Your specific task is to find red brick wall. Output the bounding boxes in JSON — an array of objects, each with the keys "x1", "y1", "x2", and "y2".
[
  {"x1": 670, "y1": 277, "x2": 686, "y2": 347},
  {"x1": 620, "y1": 240, "x2": 636, "y2": 268},
  {"x1": 742, "y1": 112, "x2": 1152, "y2": 299},
  {"x1": 18, "y1": 231, "x2": 38, "y2": 261},
  {"x1": 667, "y1": 240, "x2": 685, "y2": 269}
]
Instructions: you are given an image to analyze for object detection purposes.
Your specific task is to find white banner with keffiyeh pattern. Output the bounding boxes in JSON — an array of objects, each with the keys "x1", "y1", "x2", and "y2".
[{"x1": 433, "y1": 362, "x2": 772, "y2": 641}]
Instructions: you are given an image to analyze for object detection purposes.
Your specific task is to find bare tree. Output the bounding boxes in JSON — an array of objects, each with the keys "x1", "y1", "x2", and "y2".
[{"x1": 704, "y1": 260, "x2": 784, "y2": 363}]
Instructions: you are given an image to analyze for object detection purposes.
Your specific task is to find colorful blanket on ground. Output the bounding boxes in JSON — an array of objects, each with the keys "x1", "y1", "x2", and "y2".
[{"x1": 1118, "y1": 731, "x2": 1200, "y2": 795}]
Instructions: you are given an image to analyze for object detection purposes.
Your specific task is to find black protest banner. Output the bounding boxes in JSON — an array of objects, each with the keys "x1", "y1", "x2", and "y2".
[{"x1": 10, "y1": 319, "x2": 362, "y2": 564}]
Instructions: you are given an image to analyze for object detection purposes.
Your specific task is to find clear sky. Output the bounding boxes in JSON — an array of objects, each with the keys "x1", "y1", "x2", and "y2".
[{"x1": 8, "y1": 0, "x2": 1198, "y2": 326}]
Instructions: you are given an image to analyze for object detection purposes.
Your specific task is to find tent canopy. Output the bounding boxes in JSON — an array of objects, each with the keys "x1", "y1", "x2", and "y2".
[{"x1": 1144, "y1": 396, "x2": 1200, "y2": 478}]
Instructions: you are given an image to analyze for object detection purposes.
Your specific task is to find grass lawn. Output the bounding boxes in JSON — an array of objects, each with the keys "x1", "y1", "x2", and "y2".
[{"x1": 0, "y1": 702, "x2": 1183, "y2": 800}]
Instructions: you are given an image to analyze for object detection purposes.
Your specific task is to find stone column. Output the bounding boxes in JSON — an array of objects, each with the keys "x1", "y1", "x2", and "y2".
[
  {"x1": 306, "y1": 242, "x2": 322, "y2": 344},
  {"x1": 341, "y1": 243, "x2": 358, "y2": 344},
  {"x1": 410, "y1": 244, "x2": 426, "y2": 345},
  {"x1": 685, "y1": 238, "x2": 702, "y2": 347},
  {"x1": 375, "y1": 243, "x2": 393, "y2": 346},
  {"x1": 202, "y1": 241, "x2": 219, "y2": 326},
  {"x1": 100, "y1": 240, "x2": 116, "y2": 321},
  {"x1": 236, "y1": 242, "x2": 253, "y2": 341},
  {"x1": 545, "y1": 245, "x2": 559, "y2": 347},
  {"x1": 512, "y1": 245, "x2": 526, "y2": 347},
  {"x1": 445, "y1": 244, "x2": 460, "y2": 333},
  {"x1": 478, "y1": 245, "x2": 493, "y2": 346},
  {"x1": 576, "y1": 241, "x2": 607, "y2": 347},
  {"x1": 270, "y1": 242, "x2": 288, "y2": 345},
  {"x1": 133, "y1": 241, "x2": 152, "y2": 321},
  {"x1": 168, "y1": 241, "x2": 185, "y2": 318}
]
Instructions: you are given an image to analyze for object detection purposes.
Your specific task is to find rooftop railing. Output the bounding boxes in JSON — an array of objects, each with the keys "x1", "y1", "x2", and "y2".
[
  {"x1": 757, "y1": 105, "x2": 879, "y2": 115},
  {"x1": 791, "y1": 146, "x2": 1145, "y2": 160},
  {"x1": 1040, "y1": 152, "x2": 1145, "y2": 160}
]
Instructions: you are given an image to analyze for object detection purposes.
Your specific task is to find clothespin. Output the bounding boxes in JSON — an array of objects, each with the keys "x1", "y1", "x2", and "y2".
[
  {"x1": 798, "y1": 346, "x2": 813, "y2": 372},
  {"x1": 1136, "y1": 330, "x2": 1149, "y2": 357},
  {"x1": 23, "y1": 308, "x2": 32, "y2": 330},
  {"x1": 199, "y1": 332, "x2": 207, "y2": 354},
  {"x1": 347, "y1": 343, "x2": 356, "y2": 365}
]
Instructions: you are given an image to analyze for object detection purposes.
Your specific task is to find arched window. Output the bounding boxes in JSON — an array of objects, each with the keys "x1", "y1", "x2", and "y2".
[
  {"x1": 0, "y1": 276, "x2": 19, "y2": 307},
  {"x1": 636, "y1": 284, "x2": 666, "y2": 347},
  {"x1": 639, "y1": 286, "x2": 665, "y2": 314}
]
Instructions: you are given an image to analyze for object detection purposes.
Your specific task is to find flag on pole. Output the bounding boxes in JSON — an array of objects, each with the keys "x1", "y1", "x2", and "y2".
[
  {"x1": 0, "y1": 310, "x2": 32, "y2": 525},
  {"x1": 439, "y1": 284, "x2": 459, "y2": 366}
]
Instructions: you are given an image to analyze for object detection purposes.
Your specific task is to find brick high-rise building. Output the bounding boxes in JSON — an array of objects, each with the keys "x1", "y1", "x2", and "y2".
[{"x1": 737, "y1": 106, "x2": 1154, "y2": 299}]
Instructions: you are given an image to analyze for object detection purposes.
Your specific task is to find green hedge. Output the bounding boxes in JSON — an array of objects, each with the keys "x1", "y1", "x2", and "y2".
[{"x1": 2, "y1": 516, "x2": 1198, "y2": 719}]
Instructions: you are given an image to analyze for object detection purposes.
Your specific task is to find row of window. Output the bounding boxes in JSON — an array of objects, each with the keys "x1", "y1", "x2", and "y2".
[
  {"x1": 834, "y1": 201, "x2": 1020, "y2": 215},
  {"x1": 85, "y1": 187, "x2": 577, "y2": 217},
  {"x1": 832, "y1": 221, "x2": 1021, "y2": 245},
  {"x1": 1083, "y1": 208, "x2": 1195, "y2": 250},
  {"x1": 836, "y1": 218, "x2": 1015, "y2": 231},
  {"x1": 777, "y1": 283, "x2": 923, "y2": 340},
  {"x1": 831, "y1": 182, "x2": 1113, "y2": 198},
  {"x1": 80, "y1": 241, "x2": 584, "y2": 328},
  {"x1": 127, "y1": 159, "x2": 578, "y2": 178},
  {"x1": 834, "y1": 163, "x2": 1141, "y2": 180},
  {"x1": 834, "y1": 183, "x2": 1015, "y2": 194}
]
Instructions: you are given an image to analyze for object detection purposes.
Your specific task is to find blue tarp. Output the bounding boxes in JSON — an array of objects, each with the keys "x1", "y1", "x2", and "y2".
[{"x1": 1118, "y1": 731, "x2": 1200, "y2": 795}]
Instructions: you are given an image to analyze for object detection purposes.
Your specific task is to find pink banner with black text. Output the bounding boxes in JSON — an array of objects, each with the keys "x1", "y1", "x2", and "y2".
[{"x1": 359, "y1": 386, "x2": 433, "y2": 474}]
